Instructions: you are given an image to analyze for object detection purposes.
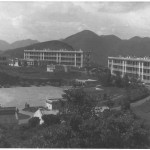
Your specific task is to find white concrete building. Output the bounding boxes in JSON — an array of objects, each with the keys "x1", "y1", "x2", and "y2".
[
  {"x1": 9, "y1": 58, "x2": 20, "y2": 67},
  {"x1": 47, "y1": 64, "x2": 55, "y2": 72},
  {"x1": 24, "y1": 49, "x2": 84, "y2": 68},
  {"x1": 45, "y1": 97, "x2": 63, "y2": 110},
  {"x1": 108, "y1": 56, "x2": 150, "y2": 83},
  {"x1": 33, "y1": 108, "x2": 59, "y2": 124}
]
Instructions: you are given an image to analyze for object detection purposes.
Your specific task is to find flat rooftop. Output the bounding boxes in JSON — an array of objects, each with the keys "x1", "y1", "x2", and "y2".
[{"x1": 108, "y1": 56, "x2": 150, "y2": 62}]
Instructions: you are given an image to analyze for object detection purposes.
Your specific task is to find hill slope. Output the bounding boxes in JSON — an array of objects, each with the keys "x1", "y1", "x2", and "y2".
[
  {"x1": 63, "y1": 30, "x2": 150, "y2": 66},
  {"x1": 10, "y1": 39, "x2": 39, "y2": 49},
  {"x1": 0, "y1": 40, "x2": 11, "y2": 50},
  {"x1": 2, "y1": 40, "x2": 74, "y2": 58},
  {"x1": 0, "y1": 39, "x2": 39, "y2": 51},
  {"x1": 63, "y1": 30, "x2": 122, "y2": 66}
]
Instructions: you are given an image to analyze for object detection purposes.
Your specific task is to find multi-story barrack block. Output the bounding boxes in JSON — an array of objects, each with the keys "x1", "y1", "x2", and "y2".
[
  {"x1": 108, "y1": 56, "x2": 150, "y2": 83},
  {"x1": 24, "y1": 49, "x2": 84, "y2": 68}
]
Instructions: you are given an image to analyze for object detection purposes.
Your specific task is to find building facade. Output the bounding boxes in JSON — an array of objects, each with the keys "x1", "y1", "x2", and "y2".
[
  {"x1": 24, "y1": 49, "x2": 84, "y2": 68},
  {"x1": 46, "y1": 97, "x2": 66, "y2": 111},
  {"x1": 9, "y1": 58, "x2": 20, "y2": 67},
  {"x1": 34, "y1": 108, "x2": 59, "y2": 124},
  {"x1": 108, "y1": 56, "x2": 150, "y2": 83},
  {"x1": 0, "y1": 107, "x2": 18, "y2": 125}
]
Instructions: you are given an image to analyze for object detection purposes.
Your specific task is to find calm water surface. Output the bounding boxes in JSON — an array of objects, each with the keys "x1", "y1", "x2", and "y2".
[{"x1": 0, "y1": 86, "x2": 65, "y2": 109}]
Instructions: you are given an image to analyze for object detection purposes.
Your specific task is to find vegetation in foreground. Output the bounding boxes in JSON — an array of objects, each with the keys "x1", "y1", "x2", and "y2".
[
  {"x1": 0, "y1": 64, "x2": 96, "y2": 88},
  {"x1": 0, "y1": 88, "x2": 149, "y2": 148},
  {"x1": 97, "y1": 69, "x2": 150, "y2": 106}
]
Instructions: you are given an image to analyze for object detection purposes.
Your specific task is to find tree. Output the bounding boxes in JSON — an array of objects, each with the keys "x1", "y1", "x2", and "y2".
[
  {"x1": 18, "y1": 60, "x2": 21, "y2": 66},
  {"x1": 78, "y1": 110, "x2": 149, "y2": 148},
  {"x1": 34, "y1": 60, "x2": 38, "y2": 67},
  {"x1": 0, "y1": 136, "x2": 11, "y2": 148},
  {"x1": 115, "y1": 72, "x2": 122, "y2": 87},
  {"x1": 122, "y1": 74, "x2": 129, "y2": 88},
  {"x1": 24, "y1": 61, "x2": 28, "y2": 67},
  {"x1": 70, "y1": 114, "x2": 83, "y2": 132},
  {"x1": 121, "y1": 88, "x2": 131, "y2": 111},
  {"x1": 106, "y1": 99, "x2": 114, "y2": 107},
  {"x1": 42, "y1": 114, "x2": 61, "y2": 126},
  {"x1": 28, "y1": 117, "x2": 40, "y2": 127},
  {"x1": 98, "y1": 69, "x2": 112, "y2": 87},
  {"x1": 62, "y1": 88, "x2": 97, "y2": 117},
  {"x1": 10, "y1": 92, "x2": 150, "y2": 148}
]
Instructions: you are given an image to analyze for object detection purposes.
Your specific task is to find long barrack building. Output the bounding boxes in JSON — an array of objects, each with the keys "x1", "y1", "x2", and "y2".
[
  {"x1": 108, "y1": 56, "x2": 150, "y2": 83},
  {"x1": 24, "y1": 49, "x2": 85, "y2": 68}
]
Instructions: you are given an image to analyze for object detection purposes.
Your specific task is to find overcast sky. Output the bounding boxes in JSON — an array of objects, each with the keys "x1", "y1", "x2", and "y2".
[{"x1": 0, "y1": 1, "x2": 150, "y2": 43}]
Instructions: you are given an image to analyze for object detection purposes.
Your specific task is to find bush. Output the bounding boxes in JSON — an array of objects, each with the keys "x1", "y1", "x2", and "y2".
[
  {"x1": 0, "y1": 136, "x2": 11, "y2": 148},
  {"x1": 42, "y1": 115, "x2": 61, "y2": 126},
  {"x1": 121, "y1": 98, "x2": 130, "y2": 111},
  {"x1": 19, "y1": 124, "x2": 30, "y2": 131},
  {"x1": 28, "y1": 117, "x2": 40, "y2": 127},
  {"x1": 106, "y1": 99, "x2": 114, "y2": 107},
  {"x1": 70, "y1": 115, "x2": 83, "y2": 131}
]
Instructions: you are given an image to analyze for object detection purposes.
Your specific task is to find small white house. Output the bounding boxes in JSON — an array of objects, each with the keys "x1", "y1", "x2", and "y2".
[
  {"x1": 75, "y1": 79, "x2": 97, "y2": 87},
  {"x1": 9, "y1": 58, "x2": 20, "y2": 67},
  {"x1": 33, "y1": 108, "x2": 59, "y2": 124},
  {"x1": 45, "y1": 97, "x2": 62, "y2": 110},
  {"x1": 47, "y1": 64, "x2": 55, "y2": 72}
]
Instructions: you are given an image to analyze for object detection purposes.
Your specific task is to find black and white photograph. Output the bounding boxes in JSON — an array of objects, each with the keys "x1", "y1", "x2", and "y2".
[{"x1": 0, "y1": 0, "x2": 150, "y2": 148}]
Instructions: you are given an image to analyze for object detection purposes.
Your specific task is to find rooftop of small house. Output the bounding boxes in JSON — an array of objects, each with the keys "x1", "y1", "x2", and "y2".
[
  {"x1": 0, "y1": 107, "x2": 17, "y2": 115},
  {"x1": 36, "y1": 108, "x2": 59, "y2": 115},
  {"x1": 46, "y1": 97, "x2": 66, "y2": 104},
  {"x1": 75, "y1": 79, "x2": 97, "y2": 83}
]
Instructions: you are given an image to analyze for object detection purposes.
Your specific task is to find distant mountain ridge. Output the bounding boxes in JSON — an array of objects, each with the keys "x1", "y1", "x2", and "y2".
[
  {"x1": 11, "y1": 39, "x2": 39, "y2": 50},
  {"x1": 0, "y1": 40, "x2": 11, "y2": 51},
  {"x1": 2, "y1": 30, "x2": 150, "y2": 66},
  {"x1": 63, "y1": 30, "x2": 150, "y2": 66},
  {"x1": 0, "y1": 39, "x2": 39, "y2": 51}
]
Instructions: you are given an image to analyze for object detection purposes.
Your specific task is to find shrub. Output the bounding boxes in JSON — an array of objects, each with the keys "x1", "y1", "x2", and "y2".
[
  {"x1": 121, "y1": 98, "x2": 130, "y2": 111},
  {"x1": 28, "y1": 117, "x2": 40, "y2": 127},
  {"x1": 19, "y1": 124, "x2": 30, "y2": 131},
  {"x1": 0, "y1": 136, "x2": 11, "y2": 148},
  {"x1": 42, "y1": 115, "x2": 61, "y2": 126},
  {"x1": 70, "y1": 114, "x2": 83, "y2": 131}
]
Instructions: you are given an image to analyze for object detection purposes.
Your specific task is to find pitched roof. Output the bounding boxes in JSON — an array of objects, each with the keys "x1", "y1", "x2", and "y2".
[
  {"x1": 41, "y1": 109, "x2": 59, "y2": 115},
  {"x1": 37, "y1": 108, "x2": 59, "y2": 116},
  {"x1": 0, "y1": 107, "x2": 17, "y2": 115}
]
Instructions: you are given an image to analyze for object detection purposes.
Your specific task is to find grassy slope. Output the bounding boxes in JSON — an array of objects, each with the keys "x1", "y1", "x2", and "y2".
[
  {"x1": 132, "y1": 100, "x2": 150, "y2": 125},
  {"x1": 0, "y1": 65, "x2": 83, "y2": 80}
]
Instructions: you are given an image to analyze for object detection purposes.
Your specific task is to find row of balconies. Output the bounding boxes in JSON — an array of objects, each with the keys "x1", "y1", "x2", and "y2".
[
  {"x1": 112, "y1": 68, "x2": 139, "y2": 74},
  {"x1": 24, "y1": 57, "x2": 82, "y2": 63},
  {"x1": 112, "y1": 68, "x2": 150, "y2": 76},
  {"x1": 25, "y1": 58, "x2": 82, "y2": 62},
  {"x1": 110, "y1": 61, "x2": 150, "y2": 67},
  {"x1": 25, "y1": 55, "x2": 82, "y2": 59},
  {"x1": 24, "y1": 53, "x2": 82, "y2": 56},
  {"x1": 110, "y1": 63, "x2": 150, "y2": 69}
]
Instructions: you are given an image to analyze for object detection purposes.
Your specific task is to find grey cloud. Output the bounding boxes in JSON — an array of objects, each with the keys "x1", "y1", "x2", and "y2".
[{"x1": 97, "y1": 2, "x2": 150, "y2": 13}]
